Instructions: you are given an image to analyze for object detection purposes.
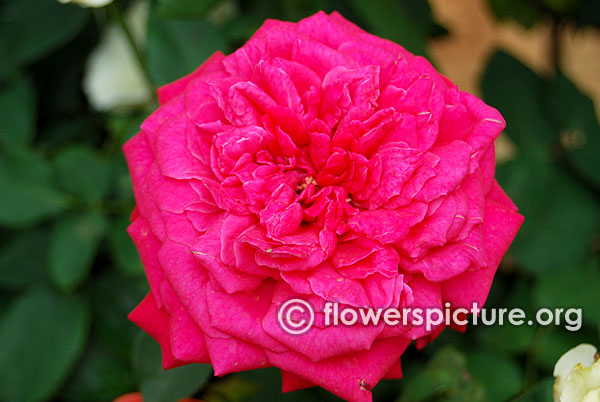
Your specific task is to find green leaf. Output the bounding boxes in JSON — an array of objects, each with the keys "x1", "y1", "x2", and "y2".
[
  {"x1": 473, "y1": 314, "x2": 536, "y2": 356},
  {"x1": 399, "y1": 347, "x2": 486, "y2": 402},
  {"x1": 0, "y1": 0, "x2": 89, "y2": 65},
  {"x1": 0, "y1": 40, "x2": 16, "y2": 80},
  {"x1": 39, "y1": 118, "x2": 96, "y2": 153},
  {"x1": 482, "y1": 51, "x2": 556, "y2": 148},
  {"x1": 466, "y1": 352, "x2": 523, "y2": 402},
  {"x1": 534, "y1": 326, "x2": 591, "y2": 372},
  {"x1": 496, "y1": 148, "x2": 599, "y2": 274},
  {"x1": 60, "y1": 338, "x2": 136, "y2": 402},
  {"x1": 147, "y1": 12, "x2": 227, "y2": 86},
  {"x1": 88, "y1": 270, "x2": 147, "y2": 359},
  {"x1": 49, "y1": 213, "x2": 108, "y2": 292},
  {"x1": 547, "y1": 72, "x2": 600, "y2": 188},
  {"x1": 3, "y1": 146, "x2": 54, "y2": 183},
  {"x1": 346, "y1": 0, "x2": 428, "y2": 56},
  {"x1": 219, "y1": 1, "x2": 271, "y2": 44},
  {"x1": 473, "y1": 279, "x2": 536, "y2": 355},
  {"x1": 54, "y1": 146, "x2": 112, "y2": 202},
  {"x1": 534, "y1": 258, "x2": 600, "y2": 326},
  {"x1": 0, "y1": 74, "x2": 36, "y2": 145},
  {"x1": 133, "y1": 332, "x2": 212, "y2": 402},
  {"x1": 0, "y1": 288, "x2": 90, "y2": 402},
  {"x1": 0, "y1": 148, "x2": 67, "y2": 227},
  {"x1": 107, "y1": 113, "x2": 147, "y2": 145},
  {"x1": 157, "y1": 0, "x2": 219, "y2": 19},
  {"x1": 0, "y1": 228, "x2": 49, "y2": 289}
]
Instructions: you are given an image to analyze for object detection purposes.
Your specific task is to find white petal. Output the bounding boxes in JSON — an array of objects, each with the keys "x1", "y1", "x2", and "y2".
[
  {"x1": 561, "y1": 364, "x2": 594, "y2": 402},
  {"x1": 581, "y1": 388, "x2": 600, "y2": 402},
  {"x1": 554, "y1": 344, "x2": 598, "y2": 378}
]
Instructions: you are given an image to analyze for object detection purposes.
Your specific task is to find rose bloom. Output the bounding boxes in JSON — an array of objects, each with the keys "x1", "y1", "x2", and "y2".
[{"x1": 125, "y1": 11, "x2": 523, "y2": 402}]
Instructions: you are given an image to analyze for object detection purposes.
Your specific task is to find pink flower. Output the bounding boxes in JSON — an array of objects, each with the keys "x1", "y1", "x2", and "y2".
[{"x1": 124, "y1": 11, "x2": 523, "y2": 402}]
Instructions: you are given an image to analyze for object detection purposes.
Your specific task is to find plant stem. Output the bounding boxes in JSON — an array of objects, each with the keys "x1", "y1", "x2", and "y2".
[
  {"x1": 523, "y1": 324, "x2": 551, "y2": 389},
  {"x1": 107, "y1": 2, "x2": 158, "y2": 101}
]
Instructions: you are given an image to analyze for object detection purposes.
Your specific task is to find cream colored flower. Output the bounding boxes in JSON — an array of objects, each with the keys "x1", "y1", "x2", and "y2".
[
  {"x1": 554, "y1": 344, "x2": 600, "y2": 402},
  {"x1": 57, "y1": 0, "x2": 113, "y2": 8},
  {"x1": 83, "y1": 1, "x2": 152, "y2": 111}
]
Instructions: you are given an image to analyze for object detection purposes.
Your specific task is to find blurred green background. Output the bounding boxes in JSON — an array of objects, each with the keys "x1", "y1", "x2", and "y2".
[{"x1": 0, "y1": 0, "x2": 599, "y2": 401}]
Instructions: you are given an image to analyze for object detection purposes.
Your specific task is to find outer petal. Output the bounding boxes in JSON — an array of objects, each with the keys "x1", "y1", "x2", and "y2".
[
  {"x1": 159, "y1": 282, "x2": 210, "y2": 363},
  {"x1": 382, "y1": 359, "x2": 403, "y2": 380},
  {"x1": 127, "y1": 215, "x2": 165, "y2": 307},
  {"x1": 281, "y1": 370, "x2": 315, "y2": 393},
  {"x1": 128, "y1": 293, "x2": 183, "y2": 369},
  {"x1": 266, "y1": 337, "x2": 411, "y2": 402},
  {"x1": 442, "y1": 181, "x2": 523, "y2": 309}
]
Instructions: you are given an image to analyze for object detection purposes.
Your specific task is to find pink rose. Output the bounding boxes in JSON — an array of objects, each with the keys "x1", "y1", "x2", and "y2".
[{"x1": 125, "y1": 11, "x2": 523, "y2": 402}]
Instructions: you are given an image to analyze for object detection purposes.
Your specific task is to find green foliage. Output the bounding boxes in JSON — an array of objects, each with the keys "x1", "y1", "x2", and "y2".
[
  {"x1": 88, "y1": 270, "x2": 147, "y2": 358},
  {"x1": 53, "y1": 146, "x2": 113, "y2": 202},
  {"x1": 147, "y1": 11, "x2": 227, "y2": 86},
  {"x1": 346, "y1": 0, "x2": 429, "y2": 56},
  {"x1": 485, "y1": 52, "x2": 600, "y2": 274},
  {"x1": 533, "y1": 327, "x2": 589, "y2": 371},
  {"x1": 482, "y1": 51, "x2": 555, "y2": 148},
  {"x1": 0, "y1": 228, "x2": 49, "y2": 289},
  {"x1": 534, "y1": 259, "x2": 600, "y2": 325},
  {"x1": 512, "y1": 378, "x2": 554, "y2": 402},
  {"x1": 0, "y1": 75, "x2": 36, "y2": 145},
  {"x1": 0, "y1": 147, "x2": 68, "y2": 227},
  {"x1": 398, "y1": 347, "x2": 486, "y2": 402},
  {"x1": 61, "y1": 338, "x2": 137, "y2": 402},
  {"x1": 466, "y1": 352, "x2": 523, "y2": 402},
  {"x1": 0, "y1": 0, "x2": 90, "y2": 67},
  {"x1": 498, "y1": 152, "x2": 599, "y2": 274},
  {"x1": 472, "y1": 280, "x2": 536, "y2": 355},
  {"x1": 133, "y1": 333, "x2": 212, "y2": 402},
  {"x1": 0, "y1": 288, "x2": 90, "y2": 402},
  {"x1": 547, "y1": 72, "x2": 600, "y2": 188},
  {"x1": 49, "y1": 213, "x2": 108, "y2": 292}
]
